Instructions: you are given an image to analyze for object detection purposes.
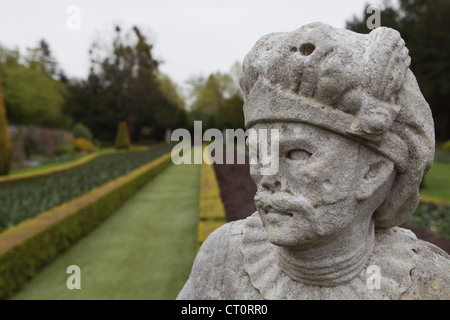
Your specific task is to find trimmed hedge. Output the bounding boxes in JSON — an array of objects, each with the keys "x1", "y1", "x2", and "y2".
[
  {"x1": 115, "y1": 121, "x2": 131, "y2": 150},
  {"x1": 73, "y1": 137, "x2": 95, "y2": 153},
  {"x1": 0, "y1": 152, "x2": 172, "y2": 299},
  {"x1": 419, "y1": 195, "x2": 450, "y2": 206},
  {"x1": 197, "y1": 151, "x2": 226, "y2": 249},
  {"x1": 199, "y1": 198, "x2": 226, "y2": 220}
]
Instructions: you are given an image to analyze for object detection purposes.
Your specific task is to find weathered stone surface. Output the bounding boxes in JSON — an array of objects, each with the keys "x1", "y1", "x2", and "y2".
[
  {"x1": 177, "y1": 214, "x2": 450, "y2": 299},
  {"x1": 177, "y1": 22, "x2": 449, "y2": 299}
]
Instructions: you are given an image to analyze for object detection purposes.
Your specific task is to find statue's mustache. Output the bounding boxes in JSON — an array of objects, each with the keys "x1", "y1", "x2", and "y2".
[{"x1": 254, "y1": 191, "x2": 315, "y2": 215}]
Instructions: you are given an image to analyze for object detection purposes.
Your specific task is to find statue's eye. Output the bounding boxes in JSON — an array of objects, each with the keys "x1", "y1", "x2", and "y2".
[{"x1": 287, "y1": 149, "x2": 312, "y2": 161}]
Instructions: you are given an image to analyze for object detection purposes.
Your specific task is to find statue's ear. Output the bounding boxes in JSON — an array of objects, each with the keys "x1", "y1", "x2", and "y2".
[{"x1": 355, "y1": 148, "x2": 395, "y2": 201}]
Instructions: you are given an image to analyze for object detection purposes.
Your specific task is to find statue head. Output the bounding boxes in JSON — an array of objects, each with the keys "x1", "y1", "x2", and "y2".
[{"x1": 239, "y1": 22, "x2": 434, "y2": 248}]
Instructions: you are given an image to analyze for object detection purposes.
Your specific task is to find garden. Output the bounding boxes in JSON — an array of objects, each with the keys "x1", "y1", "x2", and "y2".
[
  {"x1": 0, "y1": 0, "x2": 449, "y2": 301},
  {"x1": 0, "y1": 144, "x2": 173, "y2": 232},
  {"x1": 0, "y1": 144, "x2": 227, "y2": 300},
  {"x1": 0, "y1": 140, "x2": 449, "y2": 299}
]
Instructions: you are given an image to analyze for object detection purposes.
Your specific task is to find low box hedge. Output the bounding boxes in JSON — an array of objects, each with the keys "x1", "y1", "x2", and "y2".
[
  {"x1": 197, "y1": 152, "x2": 226, "y2": 249},
  {"x1": 198, "y1": 161, "x2": 221, "y2": 199},
  {"x1": 0, "y1": 152, "x2": 172, "y2": 299},
  {"x1": 199, "y1": 198, "x2": 226, "y2": 220}
]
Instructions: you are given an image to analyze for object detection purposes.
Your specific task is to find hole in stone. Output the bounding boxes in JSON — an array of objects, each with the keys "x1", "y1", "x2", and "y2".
[
  {"x1": 262, "y1": 184, "x2": 271, "y2": 192},
  {"x1": 288, "y1": 149, "x2": 312, "y2": 161},
  {"x1": 286, "y1": 212, "x2": 294, "y2": 218},
  {"x1": 290, "y1": 46, "x2": 298, "y2": 53},
  {"x1": 299, "y1": 43, "x2": 315, "y2": 56},
  {"x1": 274, "y1": 181, "x2": 281, "y2": 191}
]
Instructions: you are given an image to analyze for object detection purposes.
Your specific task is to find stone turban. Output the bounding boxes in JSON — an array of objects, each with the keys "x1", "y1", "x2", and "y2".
[{"x1": 239, "y1": 22, "x2": 435, "y2": 229}]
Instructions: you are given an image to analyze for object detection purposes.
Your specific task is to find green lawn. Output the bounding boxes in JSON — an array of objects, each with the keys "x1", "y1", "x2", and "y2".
[
  {"x1": 420, "y1": 163, "x2": 450, "y2": 201},
  {"x1": 12, "y1": 162, "x2": 200, "y2": 300}
]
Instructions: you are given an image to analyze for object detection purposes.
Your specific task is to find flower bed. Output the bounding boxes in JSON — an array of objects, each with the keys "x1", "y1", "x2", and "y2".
[
  {"x1": 0, "y1": 145, "x2": 173, "y2": 232},
  {"x1": 405, "y1": 199, "x2": 450, "y2": 239}
]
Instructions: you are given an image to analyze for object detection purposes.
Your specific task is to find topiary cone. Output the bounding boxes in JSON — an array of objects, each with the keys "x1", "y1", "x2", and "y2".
[
  {"x1": 115, "y1": 121, "x2": 131, "y2": 149},
  {"x1": 0, "y1": 73, "x2": 12, "y2": 176}
]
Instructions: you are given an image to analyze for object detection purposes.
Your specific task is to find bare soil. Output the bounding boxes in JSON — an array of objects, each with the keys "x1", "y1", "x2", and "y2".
[{"x1": 213, "y1": 157, "x2": 450, "y2": 254}]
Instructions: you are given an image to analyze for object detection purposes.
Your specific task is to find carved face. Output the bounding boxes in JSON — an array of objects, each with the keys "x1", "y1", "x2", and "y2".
[{"x1": 251, "y1": 122, "x2": 367, "y2": 248}]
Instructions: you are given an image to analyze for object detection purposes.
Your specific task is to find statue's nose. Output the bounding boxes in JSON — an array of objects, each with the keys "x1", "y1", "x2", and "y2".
[{"x1": 260, "y1": 175, "x2": 284, "y2": 193}]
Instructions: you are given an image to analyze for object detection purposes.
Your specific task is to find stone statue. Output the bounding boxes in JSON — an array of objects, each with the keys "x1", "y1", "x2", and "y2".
[{"x1": 177, "y1": 22, "x2": 450, "y2": 299}]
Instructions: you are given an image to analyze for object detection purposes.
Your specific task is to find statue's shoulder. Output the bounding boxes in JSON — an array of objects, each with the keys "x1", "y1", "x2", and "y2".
[
  {"x1": 177, "y1": 216, "x2": 262, "y2": 300},
  {"x1": 403, "y1": 232, "x2": 450, "y2": 299},
  {"x1": 201, "y1": 218, "x2": 246, "y2": 253},
  {"x1": 373, "y1": 226, "x2": 450, "y2": 299},
  {"x1": 191, "y1": 218, "x2": 247, "y2": 274}
]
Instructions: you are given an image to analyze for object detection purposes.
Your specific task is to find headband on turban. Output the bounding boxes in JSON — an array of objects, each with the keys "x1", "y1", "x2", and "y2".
[{"x1": 239, "y1": 22, "x2": 435, "y2": 228}]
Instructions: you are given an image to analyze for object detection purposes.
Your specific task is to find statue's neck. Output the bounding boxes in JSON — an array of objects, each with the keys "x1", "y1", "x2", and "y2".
[{"x1": 275, "y1": 221, "x2": 375, "y2": 287}]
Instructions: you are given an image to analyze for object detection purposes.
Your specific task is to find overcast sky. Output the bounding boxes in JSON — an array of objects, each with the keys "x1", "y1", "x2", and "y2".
[{"x1": 0, "y1": 0, "x2": 384, "y2": 86}]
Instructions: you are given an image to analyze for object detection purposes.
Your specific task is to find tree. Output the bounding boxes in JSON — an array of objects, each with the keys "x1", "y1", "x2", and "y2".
[
  {"x1": 37, "y1": 39, "x2": 58, "y2": 78},
  {"x1": 73, "y1": 122, "x2": 93, "y2": 141},
  {"x1": 0, "y1": 43, "x2": 71, "y2": 129},
  {"x1": 0, "y1": 72, "x2": 12, "y2": 175},
  {"x1": 189, "y1": 72, "x2": 236, "y2": 114},
  {"x1": 346, "y1": 0, "x2": 450, "y2": 141},
  {"x1": 187, "y1": 63, "x2": 245, "y2": 131},
  {"x1": 219, "y1": 94, "x2": 245, "y2": 130},
  {"x1": 158, "y1": 73, "x2": 186, "y2": 110},
  {"x1": 115, "y1": 121, "x2": 131, "y2": 149},
  {"x1": 24, "y1": 39, "x2": 59, "y2": 78},
  {"x1": 65, "y1": 25, "x2": 181, "y2": 142}
]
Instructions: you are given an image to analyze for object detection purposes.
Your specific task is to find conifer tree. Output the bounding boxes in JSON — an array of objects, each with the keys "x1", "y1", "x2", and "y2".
[
  {"x1": 0, "y1": 73, "x2": 12, "y2": 175},
  {"x1": 115, "y1": 121, "x2": 131, "y2": 149}
]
